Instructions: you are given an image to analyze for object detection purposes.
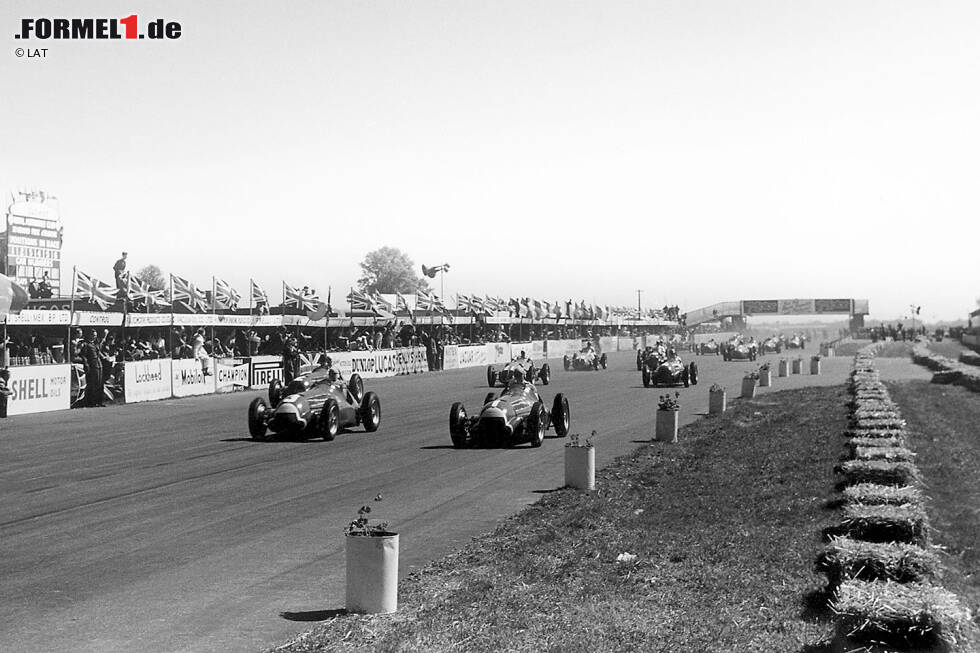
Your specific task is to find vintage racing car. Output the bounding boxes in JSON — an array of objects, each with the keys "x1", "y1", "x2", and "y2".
[
  {"x1": 247, "y1": 369, "x2": 381, "y2": 441},
  {"x1": 641, "y1": 352, "x2": 698, "y2": 387},
  {"x1": 785, "y1": 334, "x2": 807, "y2": 349},
  {"x1": 695, "y1": 340, "x2": 721, "y2": 355},
  {"x1": 565, "y1": 343, "x2": 608, "y2": 371},
  {"x1": 449, "y1": 380, "x2": 570, "y2": 448},
  {"x1": 487, "y1": 355, "x2": 551, "y2": 387},
  {"x1": 722, "y1": 338, "x2": 758, "y2": 361},
  {"x1": 759, "y1": 336, "x2": 783, "y2": 354}
]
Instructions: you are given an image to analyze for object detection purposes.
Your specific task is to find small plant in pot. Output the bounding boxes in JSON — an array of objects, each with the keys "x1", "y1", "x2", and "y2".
[
  {"x1": 658, "y1": 392, "x2": 681, "y2": 411},
  {"x1": 743, "y1": 370, "x2": 760, "y2": 381},
  {"x1": 565, "y1": 430, "x2": 595, "y2": 448},
  {"x1": 565, "y1": 430, "x2": 596, "y2": 490},
  {"x1": 345, "y1": 493, "x2": 399, "y2": 614},
  {"x1": 346, "y1": 495, "x2": 392, "y2": 537}
]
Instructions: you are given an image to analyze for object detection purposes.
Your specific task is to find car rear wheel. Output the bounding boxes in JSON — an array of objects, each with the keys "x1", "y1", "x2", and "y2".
[
  {"x1": 268, "y1": 379, "x2": 283, "y2": 407},
  {"x1": 318, "y1": 398, "x2": 340, "y2": 441},
  {"x1": 483, "y1": 392, "x2": 497, "y2": 405},
  {"x1": 682, "y1": 368, "x2": 690, "y2": 387},
  {"x1": 527, "y1": 402, "x2": 546, "y2": 447},
  {"x1": 348, "y1": 374, "x2": 364, "y2": 404},
  {"x1": 248, "y1": 397, "x2": 270, "y2": 440},
  {"x1": 450, "y1": 402, "x2": 469, "y2": 448},
  {"x1": 642, "y1": 367, "x2": 651, "y2": 388},
  {"x1": 360, "y1": 392, "x2": 381, "y2": 432},
  {"x1": 551, "y1": 393, "x2": 569, "y2": 437},
  {"x1": 539, "y1": 363, "x2": 551, "y2": 385},
  {"x1": 689, "y1": 362, "x2": 699, "y2": 385},
  {"x1": 563, "y1": 355, "x2": 570, "y2": 371},
  {"x1": 636, "y1": 352, "x2": 642, "y2": 370},
  {"x1": 600, "y1": 353, "x2": 608, "y2": 369}
]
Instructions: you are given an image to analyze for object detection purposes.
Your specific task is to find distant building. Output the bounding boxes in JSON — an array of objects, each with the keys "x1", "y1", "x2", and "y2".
[{"x1": 1, "y1": 190, "x2": 63, "y2": 292}]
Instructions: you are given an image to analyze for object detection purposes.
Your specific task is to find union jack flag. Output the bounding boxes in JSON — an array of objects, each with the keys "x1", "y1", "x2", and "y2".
[
  {"x1": 171, "y1": 275, "x2": 208, "y2": 313},
  {"x1": 455, "y1": 294, "x2": 474, "y2": 313},
  {"x1": 74, "y1": 270, "x2": 117, "y2": 310},
  {"x1": 347, "y1": 287, "x2": 377, "y2": 312},
  {"x1": 214, "y1": 278, "x2": 241, "y2": 310},
  {"x1": 250, "y1": 280, "x2": 269, "y2": 306},
  {"x1": 372, "y1": 292, "x2": 394, "y2": 314},
  {"x1": 284, "y1": 283, "x2": 318, "y2": 311},
  {"x1": 415, "y1": 289, "x2": 436, "y2": 311},
  {"x1": 395, "y1": 292, "x2": 411, "y2": 312}
]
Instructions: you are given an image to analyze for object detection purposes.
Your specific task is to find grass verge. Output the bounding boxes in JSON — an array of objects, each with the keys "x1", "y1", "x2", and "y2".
[
  {"x1": 885, "y1": 381, "x2": 980, "y2": 647},
  {"x1": 269, "y1": 386, "x2": 849, "y2": 653}
]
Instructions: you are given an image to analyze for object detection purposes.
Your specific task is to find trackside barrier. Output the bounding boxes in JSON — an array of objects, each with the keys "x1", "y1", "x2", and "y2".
[
  {"x1": 249, "y1": 356, "x2": 284, "y2": 390},
  {"x1": 124, "y1": 359, "x2": 173, "y2": 404},
  {"x1": 172, "y1": 359, "x2": 216, "y2": 398},
  {"x1": 486, "y1": 342, "x2": 512, "y2": 365},
  {"x1": 457, "y1": 344, "x2": 488, "y2": 368},
  {"x1": 6, "y1": 364, "x2": 71, "y2": 415},
  {"x1": 443, "y1": 345, "x2": 459, "y2": 370},
  {"x1": 598, "y1": 337, "x2": 617, "y2": 354},
  {"x1": 216, "y1": 358, "x2": 250, "y2": 393}
]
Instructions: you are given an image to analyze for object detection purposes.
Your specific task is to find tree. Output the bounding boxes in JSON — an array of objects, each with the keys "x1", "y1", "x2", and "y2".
[
  {"x1": 136, "y1": 265, "x2": 167, "y2": 291},
  {"x1": 357, "y1": 247, "x2": 430, "y2": 294}
]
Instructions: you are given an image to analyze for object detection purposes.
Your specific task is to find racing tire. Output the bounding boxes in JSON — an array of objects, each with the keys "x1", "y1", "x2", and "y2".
[
  {"x1": 551, "y1": 393, "x2": 570, "y2": 437},
  {"x1": 682, "y1": 368, "x2": 690, "y2": 388},
  {"x1": 268, "y1": 379, "x2": 284, "y2": 408},
  {"x1": 318, "y1": 398, "x2": 340, "y2": 441},
  {"x1": 248, "y1": 397, "x2": 271, "y2": 440},
  {"x1": 450, "y1": 402, "x2": 469, "y2": 449},
  {"x1": 487, "y1": 366, "x2": 497, "y2": 387},
  {"x1": 539, "y1": 363, "x2": 551, "y2": 385},
  {"x1": 689, "y1": 362, "x2": 699, "y2": 386},
  {"x1": 642, "y1": 367, "x2": 651, "y2": 388},
  {"x1": 483, "y1": 392, "x2": 497, "y2": 405},
  {"x1": 563, "y1": 355, "x2": 570, "y2": 372},
  {"x1": 599, "y1": 353, "x2": 608, "y2": 369},
  {"x1": 527, "y1": 402, "x2": 546, "y2": 447},
  {"x1": 360, "y1": 392, "x2": 381, "y2": 432},
  {"x1": 636, "y1": 352, "x2": 642, "y2": 370},
  {"x1": 525, "y1": 367, "x2": 535, "y2": 382},
  {"x1": 348, "y1": 374, "x2": 364, "y2": 405}
]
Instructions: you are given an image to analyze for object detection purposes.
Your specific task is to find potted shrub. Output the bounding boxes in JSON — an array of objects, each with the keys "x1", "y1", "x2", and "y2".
[
  {"x1": 741, "y1": 371, "x2": 758, "y2": 399},
  {"x1": 791, "y1": 356, "x2": 804, "y2": 375},
  {"x1": 777, "y1": 358, "x2": 789, "y2": 377},
  {"x1": 811, "y1": 354, "x2": 822, "y2": 375},
  {"x1": 708, "y1": 382, "x2": 726, "y2": 415},
  {"x1": 655, "y1": 393, "x2": 680, "y2": 442},
  {"x1": 345, "y1": 496, "x2": 398, "y2": 614},
  {"x1": 564, "y1": 430, "x2": 596, "y2": 491},
  {"x1": 758, "y1": 362, "x2": 772, "y2": 387}
]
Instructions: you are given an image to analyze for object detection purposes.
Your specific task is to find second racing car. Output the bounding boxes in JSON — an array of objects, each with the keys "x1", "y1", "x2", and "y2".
[
  {"x1": 641, "y1": 349, "x2": 699, "y2": 388},
  {"x1": 488, "y1": 352, "x2": 551, "y2": 387},
  {"x1": 564, "y1": 342, "x2": 608, "y2": 371}
]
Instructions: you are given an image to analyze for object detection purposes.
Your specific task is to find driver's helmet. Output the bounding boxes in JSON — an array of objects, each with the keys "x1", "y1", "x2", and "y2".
[
  {"x1": 286, "y1": 377, "x2": 310, "y2": 395},
  {"x1": 519, "y1": 350, "x2": 526, "y2": 358},
  {"x1": 327, "y1": 368, "x2": 339, "y2": 382},
  {"x1": 667, "y1": 348, "x2": 677, "y2": 358}
]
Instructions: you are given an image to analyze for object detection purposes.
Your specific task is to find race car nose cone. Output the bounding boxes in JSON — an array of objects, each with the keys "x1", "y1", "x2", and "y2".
[
  {"x1": 270, "y1": 403, "x2": 306, "y2": 432},
  {"x1": 482, "y1": 406, "x2": 507, "y2": 421}
]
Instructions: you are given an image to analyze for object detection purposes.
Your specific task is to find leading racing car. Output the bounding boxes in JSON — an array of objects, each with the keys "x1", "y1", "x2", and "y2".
[
  {"x1": 641, "y1": 350, "x2": 698, "y2": 387},
  {"x1": 487, "y1": 353, "x2": 551, "y2": 387},
  {"x1": 247, "y1": 368, "x2": 381, "y2": 441},
  {"x1": 722, "y1": 338, "x2": 758, "y2": 361},
  {"x1": 449, "y1": 379, "x2": 570, "y2": 448},
  {"x1": 785, "y1": 334, "x2": 807, "y2": 350},
  {"x1": 759, "y1": 336, "x2": 783, "y2": 354}
]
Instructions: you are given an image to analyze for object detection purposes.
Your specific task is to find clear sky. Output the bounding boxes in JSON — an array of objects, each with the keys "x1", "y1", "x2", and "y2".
[{"x1": 1, "y1": 0, "x2": 977, "y2": 321}]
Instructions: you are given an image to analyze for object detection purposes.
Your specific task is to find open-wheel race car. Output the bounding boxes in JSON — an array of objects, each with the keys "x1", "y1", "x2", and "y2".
[
  {"x1": 695, "y1": 340, "x2": 721, "y2": 355},
  {"x1": 247, "y1": 369, "x2": 381, "y2": 441},
  {"x1": 565, "y1": 343, "x2": 607, "y2": 371},
  {"x1": 487, "y1": 356, "x2": 551, "y2": 387},
  {"x1": 722, "y1": 339, "x2": 758, "y2": 361},
  {"x1": 759, "y1": 336, "x2": 783, "y2": 354},
  {"x1": 785, "y1": 334, "x2": 807, "y2": 349},
  {"x1": 641, "y1": 352, "x2": 698, "y2": 388},
  {"x1": 449, "y1": 380, "x2": 570, "y2": 448}
]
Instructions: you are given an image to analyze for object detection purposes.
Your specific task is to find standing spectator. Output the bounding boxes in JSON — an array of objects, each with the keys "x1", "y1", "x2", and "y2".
[
  {"x1": 113, "y1": 252, "x2": 128, "y2": 296},
  {"x1": 0, "y1": 368, "x2": 11, "y2": 417},
  {"x1": 27, "y1": 278, "x2": 39, "y2": 299},
  {"x1": 282, "y1": 334, "x2": 301, "y2": 384},
  {"x1": 192, "y1": 328, "x2": 212, "y2": 375},
  {"x1": 80, "y1": 329, "x2": 104, "y2": 407},
  {"x1": 38, "y1": 272, "x2": 53, "y2": 298}
]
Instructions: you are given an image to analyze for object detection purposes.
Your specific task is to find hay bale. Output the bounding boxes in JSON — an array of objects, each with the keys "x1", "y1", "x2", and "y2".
[
  {"x1": 853, "y1": 446, "x2": 916, "y2": 463},
  {"x1": 836, "y1": 459, "x2": 920, "y2": 487},
  {"x1": 841, "y1": 483, "x2": 922, "y2": 506},
  {"x1": 832, "y1": 580, "x2": 974, "y2": 651},
  {"x1": 840, "y1": 502, "x2": 929, "y2": 544},
  {"x1": 817, "y1": 536, "x2": 939, "y2": 589},
  {"x1": 853, "y1": 417, "x2": 908, "y2": 430},
  {"x1": 845, "y1": 437, "x2": 905, "y2": 455},
  {"x1": 844, "y1": 428, "x2": 907, "y2": 440}
]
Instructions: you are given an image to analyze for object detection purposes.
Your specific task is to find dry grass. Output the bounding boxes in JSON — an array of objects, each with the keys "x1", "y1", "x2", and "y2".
[
  {"x1": 832, "y1": 579, "x2": 974, "y2": 651},
  {"x1": 852, "y1": 446, "x2": 916, "y2": 463},
  {"x1": 841, "y1": 483, "x2": 922, "y2": 507},
  {"x1": 835, "y1": 459, "x2": 921, "y2": 487},
  {"x1": 816, "y1": 536, "x2": 940, "y2": 589},
  {"x1": 845, "y1": 437, "x2": 905, "y2": 455},
  {"x1": 839, "y1": 503, "x2": 929, "y2": 545}
]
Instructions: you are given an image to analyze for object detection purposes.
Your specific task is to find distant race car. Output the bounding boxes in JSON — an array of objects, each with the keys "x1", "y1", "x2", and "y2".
[
  {"x1": 487, "y1": 357, "x2": 551, "y2": 387},
  {"x1": 696, "y1": 341, "x2": 721, "y2": 356},
  {"x1": 722, "y1": 341, "x2": 758, "y2": 361},
  {"x1": 785, "y1": 335, "x2": 807, "y2": 349},
  {"x1": 247, "y1": 369, "x2": 381, "y2": 441},
  {"x1": 564, "y1": 345, "x2": 608, "y2": 371},
  {"x1": 449, "y1": 380, "x2": 570, "y2": 448},
  {"x1": 636, "y1": 345, "x2": 667, "y2": 371},
  {"x1": 759, "y1": 337, "x2": 783, "y2": 354},
  {"x1": 641, "y1": 353, "x2": 698, "y2": 388}
]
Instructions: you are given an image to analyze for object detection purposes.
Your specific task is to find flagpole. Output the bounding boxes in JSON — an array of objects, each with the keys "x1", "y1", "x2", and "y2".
[
  {"x1": 211, "y1": 276, "x2": 216, "y2": 356},
  {"x1": 249, "y1": 278, "x2": 253, "y2": 318},
  {"x1": 168, "y1": 274, "x2": 174, "y2": 359},
  {"x1": 69, "y1": 266, "x2": 76, "y2": 356},
  {"x1": 281, "y1": 281, "x2": 286, "y2": 329}
]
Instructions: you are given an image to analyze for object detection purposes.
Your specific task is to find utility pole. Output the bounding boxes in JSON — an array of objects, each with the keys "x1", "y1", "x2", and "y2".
[{"x1": 636, "y1": 289, "x2": 643, "y2": 317}]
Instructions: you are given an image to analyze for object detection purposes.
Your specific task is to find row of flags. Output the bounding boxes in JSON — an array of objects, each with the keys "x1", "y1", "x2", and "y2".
[{"x1": 71, "y1": 269, "x2": 642, "y2": 321}]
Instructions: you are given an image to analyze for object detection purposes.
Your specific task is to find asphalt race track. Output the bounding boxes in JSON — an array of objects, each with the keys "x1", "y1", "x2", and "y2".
[{"x1": 0, "y1": 349, "x2": 854, "y2": 653}]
